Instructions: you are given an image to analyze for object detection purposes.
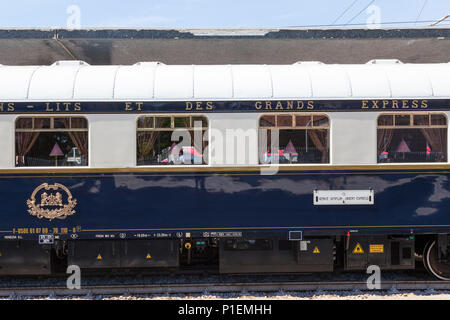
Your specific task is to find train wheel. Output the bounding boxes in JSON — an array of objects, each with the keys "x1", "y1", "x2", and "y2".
[
  {"x1": 424, "y1": 241, "x2": 450, "y2": 281},
  {"x1": 422, "y1": 241, "x2": 431, "y2": 273}
]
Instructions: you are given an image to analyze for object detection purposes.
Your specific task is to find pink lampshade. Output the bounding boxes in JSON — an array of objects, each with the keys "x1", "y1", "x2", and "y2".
[
  {"x1": 49, "y1": 143, "x2": 64, "y2": 156},
  {"x1": 396, "y1": 139, "x2": 411, "y2": 153},
  {"x1": 285, "y1": 140, "x2": 296, "y2": 154}
]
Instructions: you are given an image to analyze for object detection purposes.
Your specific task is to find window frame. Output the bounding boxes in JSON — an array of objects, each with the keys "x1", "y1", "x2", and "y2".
[
  {"x1": 257, "y1": 113, "x2": 331, "y2": 165},
  {"x1": 377, "y1": 112, "x2": 447, "y2": 129},
  {"x1": 14, "y1": 115, "x2": 89, "y2": 168},
  {"x1": 136, "y1": 114, "x2": 209, "y2": 167},
  {"x1": 376, "y1": 112, "x2": 448, "y2": 164}
]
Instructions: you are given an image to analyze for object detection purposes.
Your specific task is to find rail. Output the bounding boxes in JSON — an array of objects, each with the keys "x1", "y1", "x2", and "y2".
[{"x1": 2, "y1": 280, "x2": 450, "y2": 298}]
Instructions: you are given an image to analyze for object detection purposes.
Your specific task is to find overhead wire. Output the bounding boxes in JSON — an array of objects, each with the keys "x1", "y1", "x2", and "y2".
[
  {"x1": 287, "y1": 1, "x2": 446, "y2": 29},
  {"x1": 331, "y1": 0, "x2": 359, "y2": 25},
  {"x1": 344, "y1": 0, "x2": 377, "y2": 25},
  {"x1": 415, "y1": 0, "x2": 429, "y2": 24},
  {"x1": 286, "y1": 19, "x2": 441, "y2": 28}
]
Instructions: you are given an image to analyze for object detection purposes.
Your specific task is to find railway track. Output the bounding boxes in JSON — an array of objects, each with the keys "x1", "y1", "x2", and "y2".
[{"x1": 1, "y1": 280, "x2": 450, "y2": 298}]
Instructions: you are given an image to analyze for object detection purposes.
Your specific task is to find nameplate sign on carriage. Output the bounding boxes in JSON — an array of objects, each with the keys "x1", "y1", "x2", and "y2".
[
  {"x1": 313, "y1": 190, "x2": 374, "y2": 205},
  {"x1": 0, "y1": 99, "x2": 446, "y2": 114}
]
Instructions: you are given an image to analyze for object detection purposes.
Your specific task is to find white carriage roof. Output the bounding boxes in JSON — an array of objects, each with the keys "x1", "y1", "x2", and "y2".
[{"x1": 0, "y1": 60, "x2": 449, "y2": 101}]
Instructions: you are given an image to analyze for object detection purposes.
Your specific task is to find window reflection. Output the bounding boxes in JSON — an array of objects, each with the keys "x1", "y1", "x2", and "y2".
[
  {"x1": 137, "y1": 115, "x2": 208, "y2": 166},
  {"x1": 259, "y1": 114, "x2": 330, "y2": 164}
]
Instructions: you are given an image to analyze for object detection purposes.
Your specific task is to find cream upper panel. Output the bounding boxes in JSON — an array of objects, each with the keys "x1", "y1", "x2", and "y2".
[
  {"x1": 421, "y1": 64, "x2": 450, "y2": 97},
  {"x1": 28, "y1": 66, "x2": 81, "y2": 100},
  {"x1": 207, "y1": 113, "x2": 260, "y2": 166},
  {"x1": 2, "y1": 110, "x2": 449, "y2": 169},
  {"x1": 1, "y1": 61, "x2": 449, "y2": 101},
  {"x1": 114, "y1": 65, "x2": 156, "y2": 100},
  {"x1": 0, "y1": 61, "x2": 449, "y2": 169},
  {"x1": 194, "y1": 65, "x2": 233, "y2": 99},
  {"x1": 73, "y1": 66, "x2": 119, "y2": 100},
  {"x1": 307, "y1": 65, "x2": 352, "y2": 98},
  {"x1": 384, "y1": 65, "x2": 433, "y2": 97},
  {"x1": 0, "y1": 115, "x2": 15, "y2": 168},
  {"x1": 0, "y1": 66, "x2": 39, "y2": 100},
  {"x1": 346, "y1": 65, "x2": 391, "y2": 98},
  {"x1": 231, "y1": 65, "x2": 273, "y2": 99},
  {"x1": 154, "y1": 65, "x2": 194, "y2": 99},
  {"x1": 269, "y1": 65, "x2": 312, "y2": 98},
  {"x1": 88, "y1": 114, "x2": 136, "y2": 168},
  {"x1": 330, "y1": 112, "x2": 378, "y2": 165}
]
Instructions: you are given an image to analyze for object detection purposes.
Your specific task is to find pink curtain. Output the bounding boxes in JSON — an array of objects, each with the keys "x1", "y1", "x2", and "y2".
[
  {"x1": 377, "y1": 129, "x2": 394, "y2": 154},
  {"x1": 414, "y1": 115, "x2": 447, "y2": 160},
  {"x1": 421, "y1": 128, "x2": 447, "y2": 160},
  {"x1": 15, "y1": 118, "x2": 44, "y2": 165}
]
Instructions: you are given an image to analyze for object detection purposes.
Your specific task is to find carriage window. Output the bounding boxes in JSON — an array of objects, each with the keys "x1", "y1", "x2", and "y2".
[
  {"x1": 137, "y1": 115, "x2": 208, "y2": 165},
  {"x1": 377, "y1": 113, "x2": 447, "y2": 163},
  {"x1": 259, "y1": 114, "x2": 330, "y2": 164},
  {"x1": 15, "y1": 117, "x2": 88, "y2": 167}
]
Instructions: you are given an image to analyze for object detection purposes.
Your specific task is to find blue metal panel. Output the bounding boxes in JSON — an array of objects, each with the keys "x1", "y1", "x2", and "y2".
[{"x1": 0, "y1": 167, "x2": 449, "y2": 240}]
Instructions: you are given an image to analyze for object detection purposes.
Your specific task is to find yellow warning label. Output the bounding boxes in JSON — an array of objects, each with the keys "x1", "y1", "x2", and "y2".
[
  {"x1": 96, "y1": 254, "x2": 102, "y2": 260},
  {"x1": 369, "y1": 244, "x2": 384, "y2": 253},
  {"x1": 352, "y1": 243, "x2": 364, "y2": 254},
  {"x1": 313, "y1": 246, "x2": 320, "y2": 254},
  {"x1": 146, "y1": 253, "x2": 152, "y2": 259}
]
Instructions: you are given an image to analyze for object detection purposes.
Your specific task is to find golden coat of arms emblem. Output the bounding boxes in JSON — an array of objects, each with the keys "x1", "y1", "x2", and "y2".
[{"x1": 27, "y1": 183, "x2": 77, "y2": 220}]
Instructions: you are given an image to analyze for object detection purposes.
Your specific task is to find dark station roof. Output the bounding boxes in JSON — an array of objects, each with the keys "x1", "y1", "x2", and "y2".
[{"x1": 0, "y1": 28, "x2": 449, "y2": 65}]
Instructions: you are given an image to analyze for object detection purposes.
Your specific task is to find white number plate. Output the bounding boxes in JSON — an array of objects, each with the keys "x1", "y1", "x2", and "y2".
[{"x1": 313, "y1": 190, "x2": 374, "y2": 205}]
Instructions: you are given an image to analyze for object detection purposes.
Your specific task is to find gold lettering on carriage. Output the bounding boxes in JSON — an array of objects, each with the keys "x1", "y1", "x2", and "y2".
[
  {"x1": 0, "y1": 102, "x2": 15, "y2": 112},
  {"x1": 361, "y1": 99, "x2": 428, "y2": 109},
  {"x1": 254, "y1": 100, "x2": 315, "y2": 110},
  {"x1": 45, "y1": 102, "x2": 81, "y2": 112},
  {"x1": 27, "y1": 183, "x2": 77, "y2": 221},
  {"x1": 185, "y1": 101, "x2": 215, "y2": 111},
  {"x1": 124, "y1": 102, "x2": 144, "y2": 111}
]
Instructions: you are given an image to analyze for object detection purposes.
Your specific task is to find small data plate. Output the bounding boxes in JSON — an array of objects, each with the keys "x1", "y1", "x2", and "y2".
[
  {"x1": 313, "y1": 190, "x2": 374, "y2": 205},
  {"x1": 39, "y1": 234, "x2": 54, "y2": 244}
]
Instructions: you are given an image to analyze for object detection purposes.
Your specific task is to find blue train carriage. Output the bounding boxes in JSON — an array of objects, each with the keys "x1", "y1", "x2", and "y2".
[{"x1": 0, "y1": 59, "x2": 449, "y2": 279}]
